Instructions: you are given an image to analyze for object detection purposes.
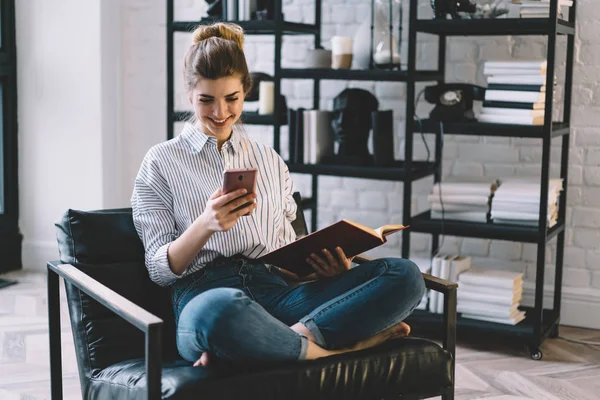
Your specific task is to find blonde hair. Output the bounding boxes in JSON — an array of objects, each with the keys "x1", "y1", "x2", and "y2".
[{"x1": 184, "y1": 22, "x2": 251, "y2": 95}]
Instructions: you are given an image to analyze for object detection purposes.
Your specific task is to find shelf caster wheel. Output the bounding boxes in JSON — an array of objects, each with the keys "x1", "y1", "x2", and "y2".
[{"x1": 530, "y1": 349, "x2": 543, "y2": 361}]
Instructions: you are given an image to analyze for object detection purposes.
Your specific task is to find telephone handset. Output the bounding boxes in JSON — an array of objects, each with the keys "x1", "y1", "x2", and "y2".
[{"x1": 424, "y1": 83, "x2": 486, "y2": 122}]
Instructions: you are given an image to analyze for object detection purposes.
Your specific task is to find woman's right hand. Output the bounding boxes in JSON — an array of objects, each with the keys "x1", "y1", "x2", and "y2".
[{"x1": 199, "y1": 188, "x2": 257, "y2": 232}]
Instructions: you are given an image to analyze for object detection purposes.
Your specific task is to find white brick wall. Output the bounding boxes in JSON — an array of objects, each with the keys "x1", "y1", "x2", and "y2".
[{"x1": 123, "y1": 0, "x2": 600, "y2": 327}]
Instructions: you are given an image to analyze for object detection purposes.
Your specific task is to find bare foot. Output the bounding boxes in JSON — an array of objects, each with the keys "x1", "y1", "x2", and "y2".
[
  {"x1": 193, "y1": 351, "x2": 210, "y2": 367},
  {"x1": 349, "y1": 321, "x2": 411, "y2": 352}
]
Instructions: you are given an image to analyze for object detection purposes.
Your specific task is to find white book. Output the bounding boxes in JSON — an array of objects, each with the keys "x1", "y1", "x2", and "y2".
[
  {"x1": 459, "y1": 283, "x2": 523, "y2": 297},
  {"x1": 484, "y1": 90, "x2": 545, "y2": 104},
  {"x1": 481, "y1": 107, "x2": 544, "y2": 118},
  {"x1": 458, "y1": 268, "x2": 523, "y2": 289},
  {"x1": 478, "y1": 113, "x2": 543, "y2": 126},
  {"x1": 427, "y1": 194, "x2": 490, "y2": 205},
  {"x1": 302, "y1": 111, "x2": 312, "y2": 164},
  {"x1": 429, "y1": 254, "x2": 444, "y2": 313},
  {"x1": 484, "y1": 67, "x2": 545, "y2": 76},
  {"x1": 436, "y1": 255, "x2": 454, "y2": 314},
  {"x1": 487, "y1": 75, "x2": 546, "y2": 85},
  {"x1": 228, "y1": 0, "x2": 238, "y2": 20},
  {"x1": 461, "y1": 311, "x2": 526, "y2": 325},
  {"x1": 483, "y1": 60, "x2": 547, "y2": 70},
  {"x1": 431, "y1": 211, "x2": 488, "y2": 223},
  {"x1": 458, "y1": 291, "x2": 523, "y2": 306},
  {"x1": 521, "y1": 0, "x2": 573, "y2": 6},
  {"x1": 520, "y1": 13, "x2": 553, "y2": 18},
  {"x1": 305, "y1": 110, "x2": 335, "y2": 164},
  {"x1": 457, "y1": 302, "x2": 520, "y2": 318},
  {"x1": 449, "y1": 256, "x2": 472, "y2": 283},
  {"x1": 431, "y1": 182, "x2": 494, "y2": 196}
]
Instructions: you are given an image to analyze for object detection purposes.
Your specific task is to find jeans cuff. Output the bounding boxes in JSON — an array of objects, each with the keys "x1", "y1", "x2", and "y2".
[
  {"x1": 297, "y1": 334, "x2": 309, "y2": 360},
  {"x1": 299, "y1": 316, "x2": 327, "y2": 348}
]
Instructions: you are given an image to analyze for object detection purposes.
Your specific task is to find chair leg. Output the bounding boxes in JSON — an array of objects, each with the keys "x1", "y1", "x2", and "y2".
[
  {"x1": 48, "y1": 268, "x2": 63, "y2": 400},
  {"x1": 442, "y1": 387, "x2": 455, "y2": 400}
]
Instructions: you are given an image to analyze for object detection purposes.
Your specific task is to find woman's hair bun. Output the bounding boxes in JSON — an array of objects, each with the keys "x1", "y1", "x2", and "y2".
[{"x1": 191, "y1": 22, "x2": 245, "y2": 51}]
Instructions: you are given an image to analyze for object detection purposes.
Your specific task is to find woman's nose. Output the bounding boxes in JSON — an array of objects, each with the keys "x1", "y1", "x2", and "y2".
[{"x1": 212, "y1": 101, "x2": 228, "y2": 119}]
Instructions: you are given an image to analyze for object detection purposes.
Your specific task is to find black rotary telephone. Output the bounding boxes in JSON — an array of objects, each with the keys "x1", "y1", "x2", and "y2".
[{"x1": 424, "y1": 83, "x2": 486, "y2": 122}]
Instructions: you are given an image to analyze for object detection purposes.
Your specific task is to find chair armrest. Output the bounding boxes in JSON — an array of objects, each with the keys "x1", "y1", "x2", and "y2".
[
  {"x1": 422, "y1": 273, "x2": 458, "y2": 293},
  {"x1": 47, "y1": 261, "x2": 162, "y2": 400},
  {"x1": 353, "y1": 255, "x2": 457, "y2": 365}
]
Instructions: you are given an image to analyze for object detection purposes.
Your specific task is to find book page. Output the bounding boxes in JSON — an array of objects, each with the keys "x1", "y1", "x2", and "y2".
[{"x1": 374, "y1": 224, "x2": 406, "y2": 238}]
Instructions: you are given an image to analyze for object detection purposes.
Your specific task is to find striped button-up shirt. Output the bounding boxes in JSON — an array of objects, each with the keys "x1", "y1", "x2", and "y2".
[{"x1": 131, "y1": 123, "x2": 297, "y2": 286}]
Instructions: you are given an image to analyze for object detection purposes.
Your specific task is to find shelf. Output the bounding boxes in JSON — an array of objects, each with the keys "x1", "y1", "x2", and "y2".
[
  {"x1": 173, "y1": 111, "x2": 284, "y2": 125},
  {"x1": 287, "y1": 161, "x2": 436, "y2": 181},
  {"x1": 281, "y1": 68, "x2": 443, "y2": 82},
  {"x1": 414, "y1": 119, "x2": 569, "y2": 139},
  {"x1": 170, "y1": 19, "x2": 318, "y2": 35},
  {"x1": 409, "y1": 211, "x2": 565, "y2": 243},
  {"x1": 407, "y1": 307, "x2": 559, "y2": 339},
  {"x1": 415, "y1": 18, "x2": 575, "y2": 36}
]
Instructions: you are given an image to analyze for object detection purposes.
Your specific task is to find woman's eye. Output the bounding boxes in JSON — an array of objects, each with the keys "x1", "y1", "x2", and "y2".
[
  {"x1": 226, "y1": 97, "x2": 239, "y2": 102},
  {"x1": 199, "y1": 99, "x2": 212, "y2": 104}
]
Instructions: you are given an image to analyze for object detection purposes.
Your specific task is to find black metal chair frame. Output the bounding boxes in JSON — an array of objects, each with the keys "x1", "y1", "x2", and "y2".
[{"x1": 47, "y1": 256, "x2": 456, "y2": 400}]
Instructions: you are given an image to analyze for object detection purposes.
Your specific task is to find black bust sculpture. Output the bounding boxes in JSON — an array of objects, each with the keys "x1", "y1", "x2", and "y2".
[{"x1": 328, "y1": 88, "x2": 379, "y2": 165}]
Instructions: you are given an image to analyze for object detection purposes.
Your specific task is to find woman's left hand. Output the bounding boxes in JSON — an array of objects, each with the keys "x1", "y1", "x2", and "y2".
[{"x1": 306, "y1": 247, "x2": 353, "y2": 279}]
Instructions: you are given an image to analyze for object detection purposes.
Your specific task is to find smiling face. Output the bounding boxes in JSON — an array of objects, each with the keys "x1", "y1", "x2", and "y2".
[{"x1": 191, "y1": 74, "x2": 245, "y2": 144}]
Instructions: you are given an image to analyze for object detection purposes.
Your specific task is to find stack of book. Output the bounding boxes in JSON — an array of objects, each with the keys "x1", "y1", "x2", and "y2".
[
  {"x1": 479, "y1": 60, "x2": 550, "y2": 126},
  {"x1": 429, "y1": 255, "x2": 472, "y2": 314},
  {"x1": 457, "y1": 269, "x2": 526, "y2": 325},
  {"x1": 491, "y1": 178, "x2": 563, "y2": 227},
  {"x1": 511, "y1": 0, "x2": 573, "y2": 19},
  {"x1": 429, "y1": 180, "x2": 499, "y2": 223}
]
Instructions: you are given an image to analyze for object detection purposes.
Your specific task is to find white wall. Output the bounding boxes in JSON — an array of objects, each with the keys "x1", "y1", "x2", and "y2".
[
  {"x1": 15, "y1": 0, "x2": 600, "y2": 328},
  {"x1": 16, "y1": 0, "x2": 124, "y2": 269}
]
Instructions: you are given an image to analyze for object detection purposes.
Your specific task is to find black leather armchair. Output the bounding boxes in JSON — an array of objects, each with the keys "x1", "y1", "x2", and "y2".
[{"x1": 48, "y1": 193, "x2": 457, "y2": 400}]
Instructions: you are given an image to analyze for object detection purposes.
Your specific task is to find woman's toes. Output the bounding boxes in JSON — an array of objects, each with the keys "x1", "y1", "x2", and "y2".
[{"x1": 193, "y1": 352, "x2": 210, "y2": 367}]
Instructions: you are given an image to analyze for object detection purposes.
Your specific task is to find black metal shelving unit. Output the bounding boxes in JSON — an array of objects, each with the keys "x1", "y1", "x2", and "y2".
[
  {"x1": 404, "y1": 0, "x2": 576, "y2": 360},
  {"x1": 166, "y1": 0, "x2": 576, "y2": 360}
]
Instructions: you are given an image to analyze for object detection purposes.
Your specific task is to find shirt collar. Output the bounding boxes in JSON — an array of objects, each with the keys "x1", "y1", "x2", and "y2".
[{"x1": 181, "y1": 123, "x2": 240, "y2": 154}]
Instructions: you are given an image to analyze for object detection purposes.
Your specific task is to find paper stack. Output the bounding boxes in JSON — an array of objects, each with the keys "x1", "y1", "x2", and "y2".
[
  {"x1": 479, "y1": 60, "x2": 551, "y2": 126},
  {"x1": 429, "y1": 180, "x2": 499, "y2": 223},
  {"x1": 511, "y1": 0, "x2": 573, "y2": 19},
  {"x1": 429, "y1": 255, "x2": 472, "y2": 314},
  {"x1": 458, "y1": 269, "x2": 526, "y2": 325},
  {"x1": 491, "y1": 178, "x2": 563, "y2": 227}
]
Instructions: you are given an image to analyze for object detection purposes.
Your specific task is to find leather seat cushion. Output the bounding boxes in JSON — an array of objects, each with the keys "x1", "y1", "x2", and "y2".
[{"x1": 87, "y1": 338, "x2": 452, "y2": 400}]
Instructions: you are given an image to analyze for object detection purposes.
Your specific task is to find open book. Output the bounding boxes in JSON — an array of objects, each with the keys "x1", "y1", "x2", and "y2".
[{"x1": 260, "y1": 219, "x2": 408, "y2": 277}]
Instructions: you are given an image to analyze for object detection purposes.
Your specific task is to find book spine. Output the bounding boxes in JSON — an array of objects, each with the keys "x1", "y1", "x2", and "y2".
[
  {"x1": 483, "y1": 100, "x2": 543, "y2": 110},
  {"x1": 478, "y1": 113, "x2": 543, "y2": 126},
  {"x1": 481, "y1": 107, "x2": 544, "y2": 117},
  {"x1": 487, "y1": 83, "x2": 545, "y2": 92},
  {"x1": 484, "y1": 90, "x2": 544, "y2": 103},
  {"x1": 486, "y1": 75, "x2": 546, "y2": 85}
]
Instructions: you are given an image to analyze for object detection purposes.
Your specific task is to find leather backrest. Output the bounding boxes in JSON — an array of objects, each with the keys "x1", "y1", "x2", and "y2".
[
  {"x1": 54, "y1": 194, "x2": 307, "y2": 390},
  {"x1": 291, "y1": 192, "x2": 309, "y2": 238}
]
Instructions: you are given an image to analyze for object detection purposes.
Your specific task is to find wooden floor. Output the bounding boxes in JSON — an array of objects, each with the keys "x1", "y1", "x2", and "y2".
[
  {"x1": 444, "y1": 326, "x2": 600, "y2": 399},
  {"x1": 1, "y1": 271, "x2": 600, "y2": 400}
]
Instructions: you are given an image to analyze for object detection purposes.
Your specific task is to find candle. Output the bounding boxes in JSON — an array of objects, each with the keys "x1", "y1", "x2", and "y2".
[{"x1": 258, "y1": 81, "x2": 274, "y2": 115}]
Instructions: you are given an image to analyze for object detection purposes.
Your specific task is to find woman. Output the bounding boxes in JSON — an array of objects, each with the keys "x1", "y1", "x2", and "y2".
[{"x1": 132, "y1": 22, "x2": 425, "y2": 367}]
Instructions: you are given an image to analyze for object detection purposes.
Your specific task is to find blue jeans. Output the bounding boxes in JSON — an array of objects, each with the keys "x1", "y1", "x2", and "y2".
[{"x1": 172, "y1": 255, "x2": 425, "y2": 363}]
